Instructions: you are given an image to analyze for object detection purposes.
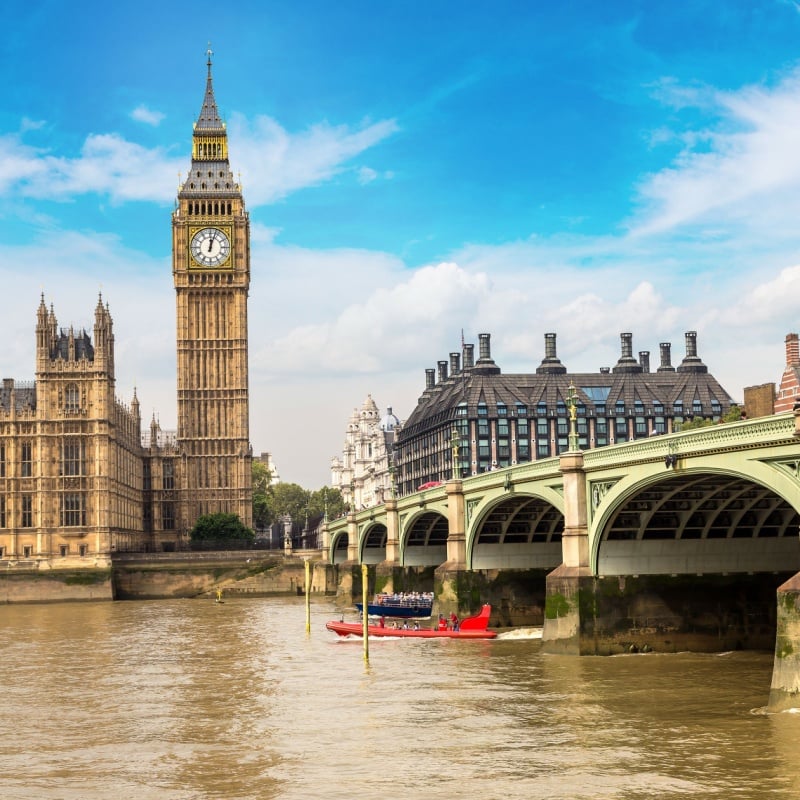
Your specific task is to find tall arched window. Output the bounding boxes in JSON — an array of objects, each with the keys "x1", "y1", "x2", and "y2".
[{"x1": 65, "y1": 383, "x2": 80, "y2": 413}]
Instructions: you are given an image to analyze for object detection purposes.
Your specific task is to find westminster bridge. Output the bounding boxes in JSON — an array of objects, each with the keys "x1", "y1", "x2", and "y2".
[{"x1": 323, "y1": 411, "x2": 800, "y2": 711}]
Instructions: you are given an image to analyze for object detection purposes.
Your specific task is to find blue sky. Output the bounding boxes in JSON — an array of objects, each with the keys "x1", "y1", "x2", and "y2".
[{"x1": 4, "y1": 1, "x2": 800, "y2": 487}]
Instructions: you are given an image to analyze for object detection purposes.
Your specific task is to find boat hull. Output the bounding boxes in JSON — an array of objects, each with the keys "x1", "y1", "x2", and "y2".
[
  {"x1": 327, "y1": 604, "x2": 496, "y2": 639},
  {"x1": 325, "y1": 621, "x2": 497, "y2": 639},
  {"x1": 355, "y1": 603, "x2": 432, "y2": 619}
]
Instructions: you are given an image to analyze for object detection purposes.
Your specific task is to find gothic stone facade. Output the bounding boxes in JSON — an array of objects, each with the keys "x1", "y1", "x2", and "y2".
[{"x1": 0, "y1": 55, "x2": 252, "y2": 564}]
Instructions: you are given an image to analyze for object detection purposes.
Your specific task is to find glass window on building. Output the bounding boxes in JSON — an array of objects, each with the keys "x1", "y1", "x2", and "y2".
[
  {"x1": 557, "y1": 418, "x2": 568, "y2": 437},
  {"x1": 477, "y1": 402, "x2": 488, "y2": 417},
  {"x1": 455, "y1": 403, "x2": 468, "y2": 417},
  {"x1": 162, "y1": 502, "x2": 175, "y2": 530},
  {"x1": 693, "y1": 400, "x2": 703, "y2": 416},
  {"x1": 0, "y1": 443, "x2": 5, "y2": 477},
  {"x1": 654, "y1": 416, "x2": 666, "y2": 434},
  {"x1": 497, "y1": 418, "x2": 509, "y2": 436},
  {"x1": 62, "y1": 438, "x2": 83, "y2": 476},
  {"x1": 478, "y1": 419, "x2": 489, "y2": 437},
  {"x1": 21, "y1": 494, "x2": 32, "y2": 527},
  {"x1": 615, "y1": 417, "x2": 628, "y2": 440},
  {"x1": 537, "y1": 402, "x2": 547, "y2": 417},
  {"x1": 64, "y1": 383, "x2": 80, "y2": 413},
  {"x1": 517, "y1": 440, "x2": 530, "y2": 460},
  {"x1": 62, "y1": 493, "x2": 84, "y2": 527},
  {"x1": 21, "y1": 441, "x2": 32, "y2": 478},
  {"x1": 635, "y1": 416, "x2": 647, "y2": 438},
  {"x1": 0, "y1": 496, "x2": 5, "y2": 528},
  {"x1": 163, "y1": 461, "x2": 175, "y2": 491},
  {"x1": 595, "y1": 417, "x2": 608, "y2": 447},
  {"x1": 496, "y1": 403, "x2": 507, "y2": 417},
  {"x1": 537, "y1": 439, "x2": 550, "y2": 458},
  {"x1": 515, "y1": 402, "x2": 528, "y2": 417},
  {"x1": 517, "y1": 418, "x2": 528, "y2": 436}
]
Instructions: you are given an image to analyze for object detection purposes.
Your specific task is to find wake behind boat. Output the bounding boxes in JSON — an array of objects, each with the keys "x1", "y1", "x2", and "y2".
[
  {"x1": 326, "y1": 604, "x2": 497, "y2": 639},
  {"x1": 355, "y1": 591, "x2": 433, "y2": 619}
]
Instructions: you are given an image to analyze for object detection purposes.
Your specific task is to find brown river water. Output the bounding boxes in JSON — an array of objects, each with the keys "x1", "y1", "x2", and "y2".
[{"x1": 2, "y1": 597, "x2": 799, "y2": 800}]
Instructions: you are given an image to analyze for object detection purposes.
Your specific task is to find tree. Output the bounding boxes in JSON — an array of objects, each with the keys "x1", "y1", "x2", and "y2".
[
  {"x1": 252, "y1": 461, "x2": 273, "y2": 529},
  {"x1": 190, "y1": 512, "x2": 254, "y2": 541},
  {"x1": 270, "y1": 482, "x2": 311, "y2": 522},
  {"x1": 308, "y1": 487, "x2": 346, "y2": 520}
]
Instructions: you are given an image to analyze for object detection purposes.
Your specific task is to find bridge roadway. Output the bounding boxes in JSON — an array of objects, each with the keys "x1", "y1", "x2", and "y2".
[{"x1": 323, "y1": 411, "x2": 800, "y2": 711}]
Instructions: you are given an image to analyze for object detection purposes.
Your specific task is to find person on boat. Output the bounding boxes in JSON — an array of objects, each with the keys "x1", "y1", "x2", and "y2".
[
  {"x1": 379, "y1": 616, "x2": 385, "y2": 628},
  {"x1": 450, "y1": 612, "x2": 459, "y2": 631},
  {"x1": 437, "y1": 614, "x2": 448, "y2": 631},
  {"x1": 413, "y1": 621, "x2": 420, "y2": 630},
  {"x1": 402, "y1": 620, "x2": 409, "y2": 629}
]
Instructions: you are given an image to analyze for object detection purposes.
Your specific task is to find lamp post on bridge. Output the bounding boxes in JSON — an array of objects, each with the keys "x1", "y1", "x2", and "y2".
[
  {"x1": 450, "y1": 426, "x2": 460, "y2": 480},
  {"x1": 566, "y1": 382, "x2": 580, "y2": 452}
]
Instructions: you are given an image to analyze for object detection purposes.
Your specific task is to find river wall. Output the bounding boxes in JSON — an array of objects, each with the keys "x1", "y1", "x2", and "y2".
[{"x1": 0, "y1": 554, "x2": 338, "y2": 603}]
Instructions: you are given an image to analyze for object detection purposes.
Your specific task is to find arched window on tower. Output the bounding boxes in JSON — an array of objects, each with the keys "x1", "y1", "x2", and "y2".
[{"x1": 65, "y1": 383, "x2": 80, "y2": 413}]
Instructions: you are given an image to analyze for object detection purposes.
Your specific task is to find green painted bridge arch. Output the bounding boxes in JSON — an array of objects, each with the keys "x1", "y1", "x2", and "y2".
[{"x1": 584, "y1": 415, "x2": 800, "y2": 578}]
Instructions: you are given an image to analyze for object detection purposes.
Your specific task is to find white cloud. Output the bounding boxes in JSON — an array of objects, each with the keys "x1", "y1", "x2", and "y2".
[
  {"x1": 131, "y1": 105, "x2": 165, "y2": 126},
  {"x1": 227, "y1": 113, "x2": 399, "y2": 205},
  {"x1": 633, "y1": 69, "x2": 800, "y2": 235},
  {"x1": 0, "y1": 111, "x2": 398, "y2": 208}
]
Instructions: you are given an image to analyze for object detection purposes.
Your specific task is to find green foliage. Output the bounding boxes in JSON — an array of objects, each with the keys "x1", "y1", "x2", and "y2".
[
  {"x1": 251, "y1": 462, "x2": 344, "y2": 529},
  {"x1": 270, "y1": 482, "x2": 311, "y2": 521},
  {"x1": 252, "y1": 461, "x2": 273, "y2": 529},
  {"x1": 721, "y1": 404, "x2": 743, "y2": 423},
  {"x1": 190, "y1": 513, "x2": 254, "y2": 541},
  {"x1": 675, "y1": 404, "x2": 744, "y2": 432},
  {"x1": 675, "y1": 417, "x2": 714, "y2": 431},
  {"x1": 308, "y1": 487, "x2": 346, "y2": 520}
]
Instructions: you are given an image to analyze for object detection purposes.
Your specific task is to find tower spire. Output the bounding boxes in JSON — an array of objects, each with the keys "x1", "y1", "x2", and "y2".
[{"x1": 196, "y1": 43, "x2": 224, "y2": 132}]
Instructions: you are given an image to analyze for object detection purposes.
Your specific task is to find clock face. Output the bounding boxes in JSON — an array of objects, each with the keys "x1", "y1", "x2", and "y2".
[{"x1": 190, "y1": 227, "x2": 231, "y2": 268}]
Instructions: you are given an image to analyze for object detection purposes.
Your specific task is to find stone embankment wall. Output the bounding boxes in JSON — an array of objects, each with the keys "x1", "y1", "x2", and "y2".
[
  {"x1": 0, "y1": 567, "x2": 114, "y2": 603},
  {"x1": 0, "y1": 554, "x2": 338, "y2": 603},
  {"x1": 112, "y1": 552, "x2": 337, "y2": 600}
]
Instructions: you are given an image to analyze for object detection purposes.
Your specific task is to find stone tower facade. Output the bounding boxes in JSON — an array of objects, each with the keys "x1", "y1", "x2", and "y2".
[
  {"x1": 0, "y1": 295, "x2": 143, "y2": 563},
  {"x1": 172, "y1": 50, "x2": 253, "y2": 530}
]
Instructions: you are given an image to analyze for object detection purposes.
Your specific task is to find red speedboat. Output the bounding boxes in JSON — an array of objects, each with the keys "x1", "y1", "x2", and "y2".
[{"x1": 326, "y1": 604, "x2": 497, "y2": 639}]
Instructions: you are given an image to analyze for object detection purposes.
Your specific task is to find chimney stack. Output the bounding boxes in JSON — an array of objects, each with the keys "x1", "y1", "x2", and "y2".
[
  {"x1": 425, "y1": 368, "x2": 436, "y2": 391},
  {"x1": 786, "y1": 333, "x2": 800, "y2": 367},
  {"x1": 449, "y1": 352, "x2": 461, "y2": 375},
  {"x1": 536, "y1": 332, "x2": 567, "y2": 374},
  {"x1": 438, "y1": 360, "x2": 449, "y2": 383},
  {"x1": 657, "y1": 342, "x2": 674, "y2": 372},
  {"x1": 613, "y1": 332, "x2": 643, "y2": 373},
  {"x1": 639, "y1": 351, "x2": 650, "y2": 373},
  {"x1": 463, "y1": 343, "x2": 475, "y2": 369},
  {"x1": 677, "y1": 330, "x2": 707, "y2": 374}
]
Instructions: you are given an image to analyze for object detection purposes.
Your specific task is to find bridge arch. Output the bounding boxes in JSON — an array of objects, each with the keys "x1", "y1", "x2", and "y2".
[
  {"x1": 400, "y1": 509, "x2": 448, "y2": 566},
  {"x1": 591, "y1": 464, "x2": 800, "y2": 577},
  {"x1": 329, "y1": 529, "x2": 349, "y2": 565},
  {"x1": 360, "y1": 522, "x2": 388, "y2": 564},
  {"x1": 467, "y1": 492, "x2": 565, "y2": 570}
]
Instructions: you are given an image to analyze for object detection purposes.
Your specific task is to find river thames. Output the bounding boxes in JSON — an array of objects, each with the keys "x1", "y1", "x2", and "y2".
[{"x1": 2, "y1": 597, "x2": 799, "y2": 799}]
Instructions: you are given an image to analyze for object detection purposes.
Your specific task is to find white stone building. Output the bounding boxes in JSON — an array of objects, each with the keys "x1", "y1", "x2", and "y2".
[{"x1": 331, "y1": 395, "x2": 400, "y2": 510}]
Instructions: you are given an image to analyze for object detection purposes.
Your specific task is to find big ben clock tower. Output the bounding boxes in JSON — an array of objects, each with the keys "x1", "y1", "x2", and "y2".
[{"x1": 173, "y1": 49, "x2": 252, "y2": 531}]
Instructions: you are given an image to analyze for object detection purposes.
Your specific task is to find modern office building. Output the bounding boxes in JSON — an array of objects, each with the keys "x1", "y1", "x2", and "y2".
[{"x1": 393, "y1": 331, "x2": 736, "y2": 496}]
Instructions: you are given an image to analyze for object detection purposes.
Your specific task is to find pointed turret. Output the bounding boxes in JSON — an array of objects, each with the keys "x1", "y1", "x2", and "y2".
[{"x1": 196, "y1": 48, "x2": 225, "y2": 132}]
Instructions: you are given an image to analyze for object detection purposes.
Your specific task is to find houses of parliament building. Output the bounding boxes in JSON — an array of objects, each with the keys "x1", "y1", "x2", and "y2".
[{"x1": 0, "y1": 54, "x2": 253, "y2": 567}]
